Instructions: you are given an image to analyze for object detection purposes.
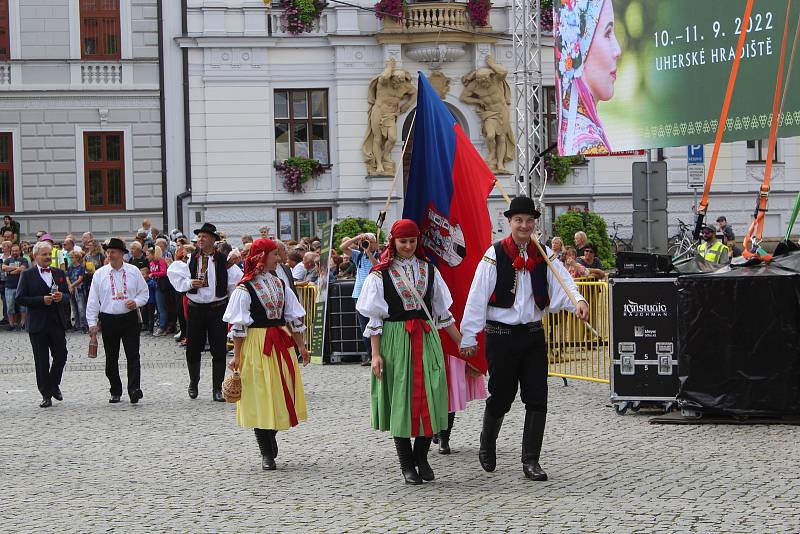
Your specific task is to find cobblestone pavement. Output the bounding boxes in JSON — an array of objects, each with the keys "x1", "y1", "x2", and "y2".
[{"x1": 1, "y1": 330, "x2": 799, "y2": 533}]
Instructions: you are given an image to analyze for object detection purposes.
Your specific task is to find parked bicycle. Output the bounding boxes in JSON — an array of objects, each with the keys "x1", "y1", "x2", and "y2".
[
  {"x1": 609, "y1": 222, "x2": 633, "y2": 253},
  {"x1": 667, "y1": 218, "x2": 695, "y2": 261}
]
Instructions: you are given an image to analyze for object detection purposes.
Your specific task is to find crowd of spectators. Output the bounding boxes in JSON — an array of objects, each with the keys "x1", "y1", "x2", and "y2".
[{"x1": 0, "y1": 215, "x2": 387, "y2": 339}]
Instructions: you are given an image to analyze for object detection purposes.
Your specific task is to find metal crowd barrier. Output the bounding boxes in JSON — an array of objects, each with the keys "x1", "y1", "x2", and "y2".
[
  {"x1": 544, "y1": 279, "x2": 610, "y2": 384},
  {"x1": 296, "y1": 284, "x2": 317, "y2": 351}
]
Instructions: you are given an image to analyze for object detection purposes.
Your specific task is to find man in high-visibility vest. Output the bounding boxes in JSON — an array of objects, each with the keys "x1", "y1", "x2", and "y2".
[{"x1": 697, "y1": 224, "x2": 729, "y2": 264}]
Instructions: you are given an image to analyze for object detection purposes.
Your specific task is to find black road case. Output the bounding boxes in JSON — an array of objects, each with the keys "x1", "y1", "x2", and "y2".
[{"x1": 609, "y1": 277, "x2": 680, "y2": 414}]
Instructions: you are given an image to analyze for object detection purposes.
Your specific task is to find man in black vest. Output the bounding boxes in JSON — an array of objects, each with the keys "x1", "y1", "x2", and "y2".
[
  {"x1": 460, "y1": 196, "x2": 589, "y2": 481},
  {"x1": 15, "y1": 241, "x2": 70, "y2": 407},
  {"x1": 167, "y1": 223, "x2": 243, "y2": 401}
]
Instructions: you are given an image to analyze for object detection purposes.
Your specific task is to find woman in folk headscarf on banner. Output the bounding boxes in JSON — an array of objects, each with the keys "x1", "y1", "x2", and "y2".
[
  {"x1": 223, "y1": 238, "x2": 310, "y2": 471},
  {"x1": 356, "y1": 219, "x2": 464, "y2": 485},
  {"x1": 555, "y1": 0, "x2": 621, "y2": 155}
]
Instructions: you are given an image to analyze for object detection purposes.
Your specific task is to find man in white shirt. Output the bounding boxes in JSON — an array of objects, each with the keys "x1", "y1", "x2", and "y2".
[
  {"x1": 290, "y1": 251, "x2": 312, "y2": 281},
  {"x1": 168, "y1": 223, "x2": 243, "y2": 401},
  {"x1": 86, "y1": 238, "x2": 150, "y2": 404},
  {"x1": 460, "y1": 196, "x2": 589, "y2": 482}
]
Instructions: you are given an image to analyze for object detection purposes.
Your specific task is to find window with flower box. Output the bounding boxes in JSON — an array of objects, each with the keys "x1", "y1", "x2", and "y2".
[{"x1": 274, "y1": 89, "x2": 330, "y2": 165}]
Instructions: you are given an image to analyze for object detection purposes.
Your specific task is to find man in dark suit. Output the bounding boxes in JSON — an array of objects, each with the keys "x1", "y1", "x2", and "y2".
[{"x1": 15, "y1": 241, "x2": 70, "y2": 408}]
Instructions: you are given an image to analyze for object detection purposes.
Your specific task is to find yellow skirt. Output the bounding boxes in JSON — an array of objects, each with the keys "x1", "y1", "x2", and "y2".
[{"x1": 236, "y1": 327, "x2": 307, "y2": 430}]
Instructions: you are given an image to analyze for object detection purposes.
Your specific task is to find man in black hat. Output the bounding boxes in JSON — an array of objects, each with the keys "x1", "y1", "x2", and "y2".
[
  {"x1": 460, "y1": 196, "x2": 589, "y2": 481},
  {"x1": 167, "y1": 223, "x2": 242, "y2": 401},
  {"x1": 86, "y1": 238, "x2": 150, "y2": 403}
]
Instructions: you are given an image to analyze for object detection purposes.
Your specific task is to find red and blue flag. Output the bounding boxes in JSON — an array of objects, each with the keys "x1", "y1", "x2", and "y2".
[{"x1": 403, "y1": 73, "x2": 496, "y2": 374}]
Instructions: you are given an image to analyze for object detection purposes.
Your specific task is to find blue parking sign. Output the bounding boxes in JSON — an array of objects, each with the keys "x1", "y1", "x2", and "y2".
[{"x1": 687, "y1": 145, "x2": 704, "y2": 164}]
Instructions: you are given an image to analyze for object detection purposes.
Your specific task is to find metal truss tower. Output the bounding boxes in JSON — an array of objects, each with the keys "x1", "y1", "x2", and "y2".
[{"x1": 511, "y1": 0, "x2": 545, "y2": 203}]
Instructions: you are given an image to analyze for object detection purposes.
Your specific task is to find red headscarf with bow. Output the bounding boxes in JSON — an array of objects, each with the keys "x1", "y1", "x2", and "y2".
[
  {"x1": 239, "y1": 237, "x2": 277, "y2": 285},
  {"x1": 371, "y1": 219, "x2": 428, "y2": 273}
]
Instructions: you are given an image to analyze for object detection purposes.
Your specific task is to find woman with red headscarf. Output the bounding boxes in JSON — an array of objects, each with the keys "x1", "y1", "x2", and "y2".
[
  {"x1": 223, "y1": 238, "x2": 310, "y2": 471},
  {"x1": 356, "y1": 219, "x2": 463, "y2": 485}
]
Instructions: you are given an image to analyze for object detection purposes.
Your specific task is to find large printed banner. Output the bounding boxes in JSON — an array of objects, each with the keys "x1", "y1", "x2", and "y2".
[{"x1": 554, "y1": 0, "x2": 800, "y2": 156}]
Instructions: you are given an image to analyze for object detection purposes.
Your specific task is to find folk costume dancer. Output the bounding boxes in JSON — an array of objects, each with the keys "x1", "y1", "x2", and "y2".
[
  {"x1": 15, "y1": 241, "x2": 70, "y2": 408},
  {"x1": 223, "y1": 238, "x2": 310, "y2": 471},
  {"x1": 86, "y1": 238, "x2": 150, "y2": 404},
  {"x1": 356, "y1": 219, "x2": 463, "y2": 485},
  {"x1": 460, "y1": 196, "x2": 589, "y2": 481},
  {"x1": 168, "y1": 223, "x2": 243, "y2": 401}
]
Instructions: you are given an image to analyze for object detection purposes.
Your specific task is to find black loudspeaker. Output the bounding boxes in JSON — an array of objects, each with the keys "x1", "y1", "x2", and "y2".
[
  {"x1": 325, "y1": 280, "x2": 366, "y2": 362},
  {"x1": 616, "y1": 252, "x2": 674, "y2": 277}
]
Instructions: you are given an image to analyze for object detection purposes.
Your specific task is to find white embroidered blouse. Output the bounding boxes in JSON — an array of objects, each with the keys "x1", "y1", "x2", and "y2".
[
  {"x1": 222, "y1": 273, "x2": 307, "y2": 338},
  {"x1": 354, "y1": 256, "x2": 455, "y2": 338}
]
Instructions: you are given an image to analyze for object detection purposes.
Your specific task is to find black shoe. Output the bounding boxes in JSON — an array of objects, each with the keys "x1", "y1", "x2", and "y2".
[
  {"x1": 109, "y1": 395, "x2": 121, "y2": 403},
  {"x1": 261, "y1": 455, "x2": 277, "y2": 471},
  {"x1": 413, "y1": 437, "x2": 435, "y2": 481},
  {"x1": 187, "y1": 383, "x2": 198, "y2": 399},
  {"x1": 394, "y1": 437, "x2": 423, "y2": 485},
  {"x1": 478, "y1": 411, "x2": 504, "y2": 473},
  {"x1": 438, "y1": 412, "x2": 455, "y2": 455},
  {"x1": 39, "y1": 397, "x2": 52, "y2": 408},
  {"x1": 51, "y1": 388, "x2": 63, "y2": 402},
  {"x1": 129, "y1": 389, "x2": 144, "y2": 404},
  {"x1": 523, "y1": 462, "x2": 548, "y2": 481},
  {"x1": 212, "y1": 390, "x2": 225, "y2": 402}
]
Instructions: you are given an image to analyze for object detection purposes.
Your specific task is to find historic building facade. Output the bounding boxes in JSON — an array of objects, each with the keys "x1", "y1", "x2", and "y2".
[
  {"x1": 179, "y1": 0, "x2": 800, "y2": 245},
  {"x1": 0, "y1": 0, "x2": 174, "y2": 239}
]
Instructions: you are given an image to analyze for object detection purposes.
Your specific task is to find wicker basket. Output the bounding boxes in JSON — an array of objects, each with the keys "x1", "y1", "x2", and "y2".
[{"x1": 222, "y1": 371, "x2": 242, "y2": 403}]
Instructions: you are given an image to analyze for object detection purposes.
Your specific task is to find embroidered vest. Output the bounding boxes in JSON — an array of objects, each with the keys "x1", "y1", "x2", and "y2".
[
  {"x1": 489, "y1": 241, "x2": 550, "y2": 310},
  {"x1": 244, "y1": 280, "x2": 285, "y2": 328},
  {"x1": 382, "y1": 262, "x2": 434, "y2": 322},
  {"x1": 188, "y1": 251, "x2": 228, "y2": 298}
]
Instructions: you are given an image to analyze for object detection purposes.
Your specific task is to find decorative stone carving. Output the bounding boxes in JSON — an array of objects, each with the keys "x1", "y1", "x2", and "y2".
[
  {"x1": 460, "y1": 55, "x2": 515, "y2": 174},
  {"x1": 406, "y1": 43, "x2": 466, "y2": 64},
  {"x1": 362, "y1": 58, "x2": 417, "y2": 176},
  {"x1": 428, "y1": 70, "x2": 451, "y2": 99}
]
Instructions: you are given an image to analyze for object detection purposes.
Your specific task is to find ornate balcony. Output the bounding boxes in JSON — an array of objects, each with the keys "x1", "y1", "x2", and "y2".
[
  {"x1": 81, "y1": 63, "x2": 123, "y2": 85},
  {"x1": 0, "y1": 63, "x2": 10, "y2": 85},
  {"x1": 378, "y1": 2, "x2": 494, "y2": 44}
]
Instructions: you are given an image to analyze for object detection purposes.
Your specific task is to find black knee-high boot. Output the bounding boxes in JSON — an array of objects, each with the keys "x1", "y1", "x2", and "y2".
[
  {"x1": 521, "y1": 411, "x2": 547, "y2": 481},
  {"x1": 254, "y1": 429, "x2": 276, "y2": 471},
  {"x1": 413, "y1": 436, "x2": 434, "y2": 481},
  {"x1": 438, "y1": 412, "x2": 456, "y2": 455},
  {"x1": 478, "y1": 409, "x2": 504, "y2": 473},
  {"x1": 393, "y1": 437, "x2": 422, "y2": 485},
  {"x1": 269, "y1": 430, "x2": 278, "y2": 459}
]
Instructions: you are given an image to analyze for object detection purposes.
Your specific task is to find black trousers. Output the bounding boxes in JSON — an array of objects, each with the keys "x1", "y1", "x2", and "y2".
[
  {"x1": 99, "y1": 311, "x2": 141, "y2": 396},
  {"x1": 485, "y1": 323, "x2": 548, "y2": 417},
  {"x1": 185, "y1": 300, "x2": 228, "y2": 392},
  {"x1": 29, "y1": 327, "x2": 68, "y2": 397}
]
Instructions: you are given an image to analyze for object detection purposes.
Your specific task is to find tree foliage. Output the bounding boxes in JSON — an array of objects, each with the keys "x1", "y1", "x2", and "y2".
[
  {"x1": 554, "y1": 210, "x2": 614, "y2": 268},
  {"x1": 333, "y1": 218, "x2": 385, "y2": 253}
]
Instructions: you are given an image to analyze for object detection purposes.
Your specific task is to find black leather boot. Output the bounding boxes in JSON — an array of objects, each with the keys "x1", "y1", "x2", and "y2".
[
  {"x1": 478, "y1": 410, "x2": 504, "y2": 472},
  {"x1": 413, "y1": 436, "x2": 434, "y2": 481},
  {"x1": 254, "y1": 429, "x2": 276, "y2": 471},
  {"x1": 269, "y1": 430, "x2": 278, "y2": 459},
  {"x1": 521, "y1": 410, "x2": 547, "y2": 481},
  {"x1": 438, "y1": 412, "x2": 455, "y2": 455},
  {"x1": 394, "y1": 437, "x2": 422, "y2": 485}
]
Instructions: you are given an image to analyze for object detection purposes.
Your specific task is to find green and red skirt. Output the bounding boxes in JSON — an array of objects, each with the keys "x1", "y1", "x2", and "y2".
[{"x1": 371, "y1": 318, "x2": 449, "y2": 438}]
